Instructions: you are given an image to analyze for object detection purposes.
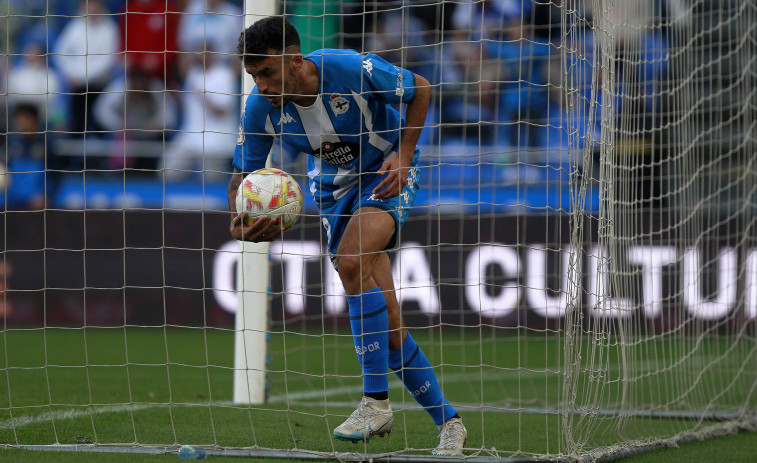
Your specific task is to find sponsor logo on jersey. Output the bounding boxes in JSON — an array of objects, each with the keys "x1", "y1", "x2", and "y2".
[
  {"x1": 329, "y1": 94, "x2": 350, "y2": 116},
  {"x1": 277, "y1": 113, "x2": 295, "y2": 125},
  {"x1": 362, "y1": 57, "x2": 373, "y2": 77},
  {"x1": 313, "y1": 141, "x2": 359, "y2": 167}
]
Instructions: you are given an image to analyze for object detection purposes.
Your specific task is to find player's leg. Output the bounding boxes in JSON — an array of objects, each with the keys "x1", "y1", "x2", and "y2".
[
  {"x1": 336, "y1": 207, "x2": 394, "y2": 294},
  {"x1": 332, "y1": 207, "x2": 395, "y2": 443},
  {"x1": 332, "y1": 147, "x2": 466, "y2": 449},
  {"x1": 372, "y1": 252, "x2": 467, "y2": 455},
  {"x1": 370, "y1": 252, "x2": 405, "y2": 350}
]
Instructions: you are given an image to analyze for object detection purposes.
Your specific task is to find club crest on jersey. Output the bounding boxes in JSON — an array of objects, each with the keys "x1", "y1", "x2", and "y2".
[{"x1": 329, "y1": 94, "x2": 349, "y2": 116}]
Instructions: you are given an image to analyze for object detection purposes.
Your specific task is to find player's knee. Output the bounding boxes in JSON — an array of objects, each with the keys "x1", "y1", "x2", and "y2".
[
  {"x1": 336, "y1": 254, "x2": 362, "y2": 280},
  {"x1": 336, "y1": 254, "x2": 371, "y2": 290}
]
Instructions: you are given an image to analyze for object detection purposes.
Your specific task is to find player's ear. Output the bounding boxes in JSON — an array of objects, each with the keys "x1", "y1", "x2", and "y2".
[{"x1": 290, "y1": 53, "x2": 304, "y2": 71}]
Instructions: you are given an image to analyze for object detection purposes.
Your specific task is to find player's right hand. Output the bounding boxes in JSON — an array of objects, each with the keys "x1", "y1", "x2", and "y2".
[{"x1": 230, "y1": 213, "x2": 281, "y2": 242}]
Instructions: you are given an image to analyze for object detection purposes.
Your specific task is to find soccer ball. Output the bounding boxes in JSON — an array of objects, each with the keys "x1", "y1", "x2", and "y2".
[{"x1": 235, "y1": 168, "x2": 303, "y2": 230}]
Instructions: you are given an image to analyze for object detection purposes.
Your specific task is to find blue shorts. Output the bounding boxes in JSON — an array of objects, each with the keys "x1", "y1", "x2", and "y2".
[{"x1": 320, "y1": 148, "x2": 420, "y2": 270}]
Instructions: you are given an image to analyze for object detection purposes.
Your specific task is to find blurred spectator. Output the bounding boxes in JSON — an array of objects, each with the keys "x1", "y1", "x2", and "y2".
[
  {"x1": 436, "y1": 41, "x2": 502, "y2": 143},
  {"x1": 54, "y1": 0, "x2": 121, "y2": 136},
  {"x1": 162, "y1": 49, "x2": 238, "y2": 182},
  {"x1": 2, "y1": 1, "x2": 50, "y2": 56},
  {"x1": 94, "y1": 68, "x2": 179, "y2": 174},
  {"x1": 429, "y1": 1, "x2": 528, "y2": 144},
  {"x1": 2, "y1": 104, "x2": 58, "y2": 210},
  {"x1": 178, "y1": 0, "x2": 242, "y2": 63},
  {"x1": 451, "y1": 0, "x2": 531, "y2": 43},
  {"x1": 366, "y1": 10, "x2": 442, "y2": 81},
  {"x1": 121, "y1": 0, "x2": 180, "y2": 85},
  {"x1": 5, "y1": 1, "x2": 78, "y2": 45},
  {"x1": 538, "y1": 32, "x2": 602, "y2": 155},
  {"x1": 449, "y1": 1, "x2": 559, "y2": 147},
  {"x1": 7, "y1": 42, "x2": 66, "y2": 128},
  {"x1": 487, "y1": 17, "x2": 555, "y2": 147},
  {"x1": 365, "y1": 9, "x2": 455, "y2": 145}
]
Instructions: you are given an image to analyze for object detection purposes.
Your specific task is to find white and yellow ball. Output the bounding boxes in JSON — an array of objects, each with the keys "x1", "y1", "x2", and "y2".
[{"x1": 235, "y1": 168, "x2": 303, "y2": 230}]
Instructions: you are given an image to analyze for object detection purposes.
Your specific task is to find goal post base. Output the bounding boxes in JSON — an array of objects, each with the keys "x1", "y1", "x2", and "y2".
[{"x1": 233, "y1": 241, "x2": 270, "y2": 405}]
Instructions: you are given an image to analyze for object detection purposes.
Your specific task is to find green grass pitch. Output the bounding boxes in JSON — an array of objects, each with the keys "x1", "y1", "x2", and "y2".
[{"x1": 0, "y1": 327, "x2": 754, "y2": 462}]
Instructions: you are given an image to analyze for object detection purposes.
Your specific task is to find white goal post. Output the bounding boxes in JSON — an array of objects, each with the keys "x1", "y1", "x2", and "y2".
[
  {"x1": 0, "y1": 0, "x2": 755, "y2": 461},
  {"x1": 232, "y1": 0, "x2": 278, "y2": 407}
]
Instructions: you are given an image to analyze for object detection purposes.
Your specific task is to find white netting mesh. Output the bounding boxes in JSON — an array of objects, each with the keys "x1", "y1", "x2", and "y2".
[{"x1": 0, "y1": 0, "x2": 755, "y2": 461}]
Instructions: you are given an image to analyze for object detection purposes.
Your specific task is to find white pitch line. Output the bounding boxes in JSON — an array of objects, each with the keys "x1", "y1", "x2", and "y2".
[
  {"x1": 267, "y1": 368, "x2": 556, "y2": 404},
  {"x1": 265, "y1": 351, "x2": 733, "y2": 404},
  {"x1": 0, "y1": 369, "x2": 549, "y2": 430},
  {"x1": 0, "y1": 404, "x2": 155, "y2": 431},
  {"x1": 0, "y1": 352, "x2": 734, "y2": 431}
]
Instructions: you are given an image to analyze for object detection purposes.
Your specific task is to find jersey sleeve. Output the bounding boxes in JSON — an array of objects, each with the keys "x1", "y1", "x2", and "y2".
[
  {"x1": 322, "y1": 50, "x2": 417, "y2": 105},
  {"x1": 232, "y1": 93, "x2": 274, "y2": 173}
]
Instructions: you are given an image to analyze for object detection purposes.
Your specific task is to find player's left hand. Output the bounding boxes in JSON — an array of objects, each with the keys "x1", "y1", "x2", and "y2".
[
  {"x1": 230, "y1": 213, "x2": 282, "y2": 242},
  {"x1": 373, "y1": 151, "x2": 412, "y2": 200}
]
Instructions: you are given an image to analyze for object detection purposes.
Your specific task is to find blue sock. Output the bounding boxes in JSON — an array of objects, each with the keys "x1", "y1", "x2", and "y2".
[
  {"x1": 388, "y1": 332, "x2": 457, "y2": 425},
  {"x1": 347, "y1": 287, "x2": 389, "y2": 395}
]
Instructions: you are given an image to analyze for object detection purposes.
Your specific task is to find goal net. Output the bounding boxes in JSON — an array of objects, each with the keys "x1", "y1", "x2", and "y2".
[{"x1": 0, "y1": 0, "x2": 755, "y2": 460}]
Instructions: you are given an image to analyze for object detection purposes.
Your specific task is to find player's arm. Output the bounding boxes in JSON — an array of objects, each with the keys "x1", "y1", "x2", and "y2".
[
  {"x1": 228, "y1": 168, "x2": 245, "y2": 211},
  {"x1": 373, "y1": 72, "x2": 431, "y2": 199},
  {"x1": 229, "y1": 96, "x2": 280, "y2": 243},
  {"x1": 228, "y1": 167, "x2": 280, "y2": 242}
]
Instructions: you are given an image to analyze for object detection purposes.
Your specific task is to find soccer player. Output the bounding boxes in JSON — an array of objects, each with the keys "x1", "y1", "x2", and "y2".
[{"x1": 229, "y1": 17, "x2": 467, "y2": 456}]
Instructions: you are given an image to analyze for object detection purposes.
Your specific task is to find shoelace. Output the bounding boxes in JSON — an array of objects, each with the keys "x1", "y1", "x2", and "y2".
[
  {"x1": 437, "y1": 420, "x2": 466, "y2": 448},
  {"x1": 343, "y1": 399, "x2": 371, "y2": 426}
]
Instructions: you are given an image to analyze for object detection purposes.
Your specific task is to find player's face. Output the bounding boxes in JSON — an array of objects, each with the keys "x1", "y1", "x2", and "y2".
[{"x1": 245, "y1": 51, "x2": 298, "y2": 109}]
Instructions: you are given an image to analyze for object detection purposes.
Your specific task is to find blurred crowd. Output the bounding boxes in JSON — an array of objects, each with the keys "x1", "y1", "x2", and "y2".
[
  {"x1": 1, "y1": 0, "x2": 242, "y2": 186},
  {"x1": 0, "y1": 0, "x2": 675, "y2": 209},
  {"x1": 0, "y1": 0, "x2": 243, "y2": 209},
  {"x1": 354, "y1": 0, "x2": 672, "y2": 150}
]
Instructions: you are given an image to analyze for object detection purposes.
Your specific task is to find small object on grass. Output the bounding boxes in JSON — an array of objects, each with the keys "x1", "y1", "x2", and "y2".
[{"x1": 178, "y1": 445, "x2": 207, "y2": 459}]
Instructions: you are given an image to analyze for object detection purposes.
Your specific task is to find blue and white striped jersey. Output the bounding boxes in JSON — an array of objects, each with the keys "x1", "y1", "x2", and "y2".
[{"x1": 232, "y1": 49, "x2": 417, "y2": 208}]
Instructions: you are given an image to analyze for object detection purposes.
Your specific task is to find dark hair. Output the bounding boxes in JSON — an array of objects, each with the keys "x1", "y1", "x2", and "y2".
[
  {"x1": 13, "y1": 103, "x2": 39, "y2": 121},
  {"x1": 236, "y1": 16, "x2": 300, "y2": 66}
]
